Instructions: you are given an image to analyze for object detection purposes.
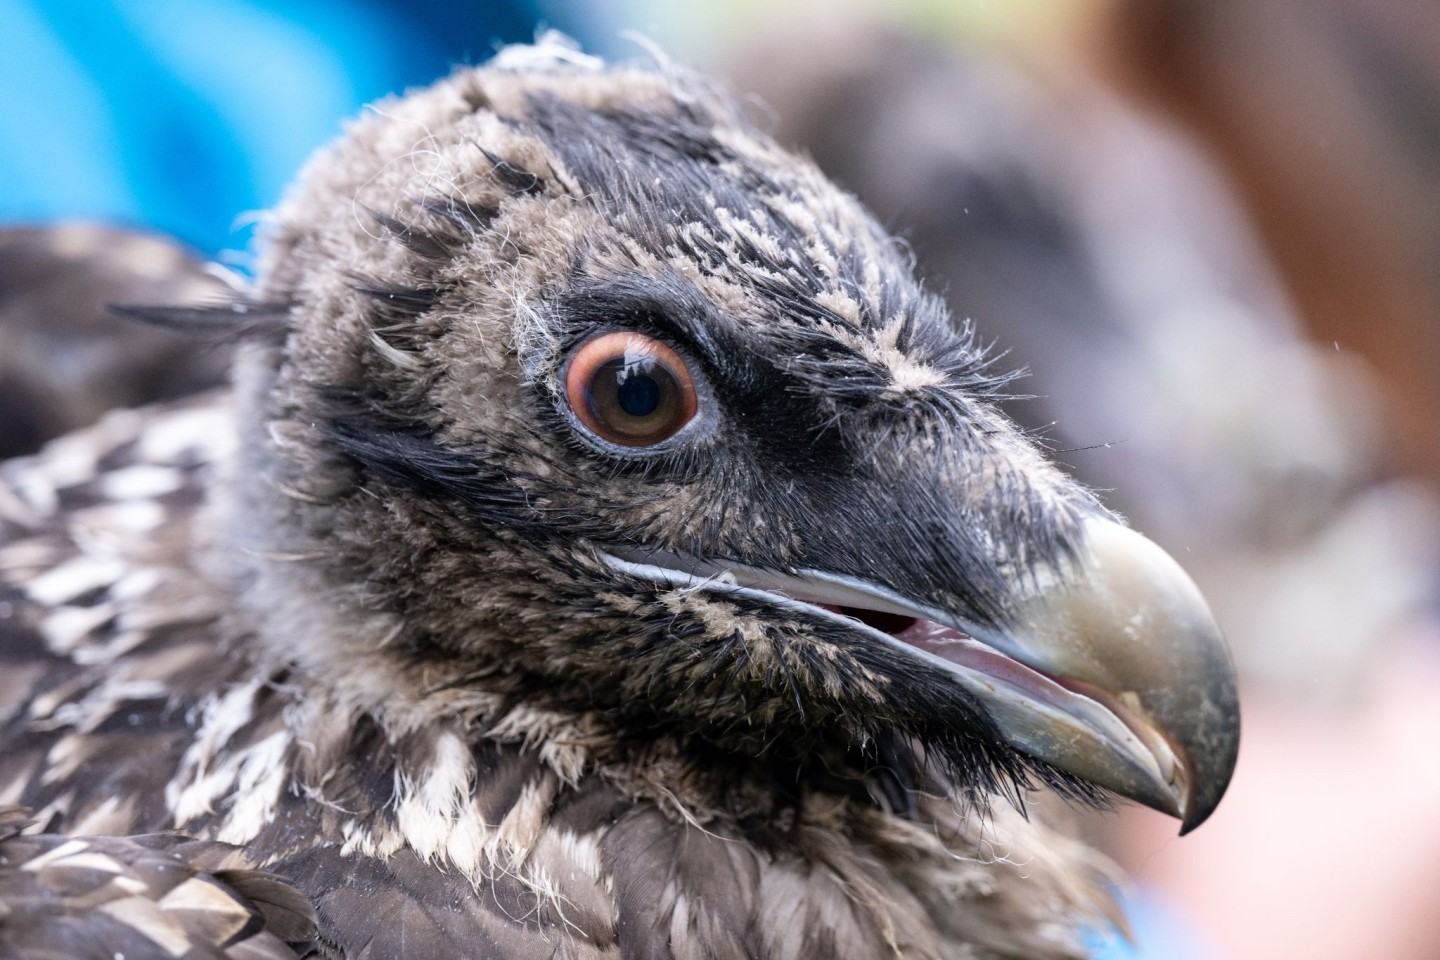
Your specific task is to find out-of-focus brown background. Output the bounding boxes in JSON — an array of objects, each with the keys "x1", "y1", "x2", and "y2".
[{"x1": 4, "y1": 2, "x2": 1438, "y2": 957}]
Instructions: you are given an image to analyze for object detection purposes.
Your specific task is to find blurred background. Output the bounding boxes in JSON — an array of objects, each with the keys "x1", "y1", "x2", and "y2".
[{"x1": 2, "y1": 2, "x2": 1438, "y2": 958}]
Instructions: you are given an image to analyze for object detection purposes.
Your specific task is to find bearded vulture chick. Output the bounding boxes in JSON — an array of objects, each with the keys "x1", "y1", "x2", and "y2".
[{"x1": 0, "y1": 41, "x2": 1239, "y2": 960}]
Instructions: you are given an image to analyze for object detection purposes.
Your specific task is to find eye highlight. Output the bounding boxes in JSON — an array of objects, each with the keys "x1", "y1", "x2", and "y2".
[{"x1": 564, "y1": 332, "x2": 699, "y2": 448}]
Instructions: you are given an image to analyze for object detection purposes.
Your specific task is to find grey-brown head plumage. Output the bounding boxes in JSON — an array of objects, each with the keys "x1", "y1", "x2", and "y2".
[
  {"x1": 1, "y1": 38, "x2": 1238, "y2": 960},
  {"x1": 234, "y1": 43, "x2": 1093, "y2": 788}
]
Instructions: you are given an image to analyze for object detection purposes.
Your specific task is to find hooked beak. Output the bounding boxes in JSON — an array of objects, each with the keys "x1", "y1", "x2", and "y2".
[
  {"x1": 952, "y1": 518, "x2": 1240, "y2": 833},
  {"x1": 604, "y1": 516, "x2": 1240, "y2": 833}
]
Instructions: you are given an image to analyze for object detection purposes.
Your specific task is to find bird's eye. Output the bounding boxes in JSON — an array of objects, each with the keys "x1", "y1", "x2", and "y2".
[{"x1": 564, "y1": 331, "x2": 699, "y2": 448}]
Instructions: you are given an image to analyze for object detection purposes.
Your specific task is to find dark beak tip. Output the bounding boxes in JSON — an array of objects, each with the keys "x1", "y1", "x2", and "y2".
[
  {"x1": 1179, "y1": 795, "x2": 1220, "y2": 836},
  {"x1": 1178, "y1": 794, "x2": 1215, "y2": 836},
  {"x1": 1177, "y1": 710, "x2": 1241, "y2": 835}
]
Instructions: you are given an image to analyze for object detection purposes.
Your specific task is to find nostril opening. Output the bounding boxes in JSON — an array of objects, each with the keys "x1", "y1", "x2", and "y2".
[{"x1": 839, "y1": 607, "x2": 919, "y2": 636}]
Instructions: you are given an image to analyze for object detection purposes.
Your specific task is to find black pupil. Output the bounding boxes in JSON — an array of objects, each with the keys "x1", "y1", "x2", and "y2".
[
  {"x1": 616, "y1": 369, "x2": 661, "y2": 417},
  {"x1": 585, "y1": 353, "x2": 683, "y2": 445}
]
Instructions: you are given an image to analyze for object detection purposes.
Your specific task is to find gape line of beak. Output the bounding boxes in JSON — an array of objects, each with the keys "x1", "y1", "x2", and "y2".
[{"x1": 599, "y1": 518, "x2": 1240, "y2": 834}]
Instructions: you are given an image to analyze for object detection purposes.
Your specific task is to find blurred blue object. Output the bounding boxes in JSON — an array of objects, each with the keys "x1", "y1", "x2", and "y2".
[
  {"x1": 1088, "y1": 888, "x2": 1224, "y2": 960},
  {"x1": 0, "y1": 0, "x2": 604, "y2": 257}
]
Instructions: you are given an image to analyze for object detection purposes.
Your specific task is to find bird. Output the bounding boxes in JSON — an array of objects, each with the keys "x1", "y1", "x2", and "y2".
[{"x1": 0, "y1": 38, "x2": 1239, "y2": 960}]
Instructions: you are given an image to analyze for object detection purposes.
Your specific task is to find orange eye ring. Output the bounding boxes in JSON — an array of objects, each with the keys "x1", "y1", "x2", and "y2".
[{"x1": 563, "y1": 331, "x2": 699, "y2": 448}]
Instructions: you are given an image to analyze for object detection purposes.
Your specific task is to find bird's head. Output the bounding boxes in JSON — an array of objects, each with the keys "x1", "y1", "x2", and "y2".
[{"x1": 221, "y1": 44, "x2": 1238, "y2": 832}]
